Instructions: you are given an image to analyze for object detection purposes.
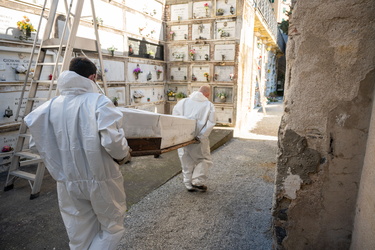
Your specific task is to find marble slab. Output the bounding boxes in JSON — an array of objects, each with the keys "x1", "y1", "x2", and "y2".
[
  {"x1": 192, "y1": 1, "x2": 212, "y2": 19},
  {"x1": 192, "y1": 23, "x2": 211, "y2": 40},
  {"x1": 192, "y1": 65, "x2": 210, "y2": 82},
  {"x1": 215, "y1": 106, "x2": 233, "y2": 124},
  {"x1": 216, "y1": 21, "x2": 236, "y2": 39},
  {"x1": 214, "y1": 65, "x2": 235, "y2": 82},
  {"x1": 171, "y1": 4, "x2": 189, "y2": 21},
  {"x1": 170, "y1": 25, "x2": 189, "y2": 40},
  {"x1": 170, "y1": 66, "x2": 188, "y2": 81},
  {"x1": 191, "y1": 45, "x2": 210, "y2": 61},
  {"x1": 214, "y1": 44, "x2": 236, "y2": 61},
  {"x1": 130, "y1": 85, "x2": 165, "y2": 104},
  {"x1": 216, "y1": 0, "x2": 237, "y2": 16},
  {"x1": 170, "y1": 45, "x2": 188, "y2": 61}
]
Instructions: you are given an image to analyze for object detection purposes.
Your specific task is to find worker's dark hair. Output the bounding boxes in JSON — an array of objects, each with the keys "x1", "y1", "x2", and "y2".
[{"x1": 69, "y1": 57, "x2": 97, "y2": 78}]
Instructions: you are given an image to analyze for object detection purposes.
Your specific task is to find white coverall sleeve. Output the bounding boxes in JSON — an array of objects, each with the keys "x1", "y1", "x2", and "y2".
[
  {"x1": 172, "y1": 100, "x2": 184, "y2": 116},
  {"x1": 198, "y1": 104, "x2": 216, "y2": 139},
  {"x1": 96, "y1": 97, "x2": 130, "y2": 160}
]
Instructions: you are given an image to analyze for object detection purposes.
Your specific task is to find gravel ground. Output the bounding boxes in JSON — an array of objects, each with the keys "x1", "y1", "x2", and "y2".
[{"x1": 117, "y1": 101, "x2": 282, "y2": 250}]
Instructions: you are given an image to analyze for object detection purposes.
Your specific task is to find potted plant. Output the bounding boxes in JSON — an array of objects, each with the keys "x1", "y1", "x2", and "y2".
[
  {"x1": 107, "y1": 46, "x2": 117, "y2": 56},
  {"x1": 92, "y1": 17, "x2": 103, "y2": 28},
  {"x1": 170, "y1": 31, "x2": 176, "y2": 40},
  {"x1": 147, "y1": 51, "x2": 155, "y2": 59},
  {"x1": 176, "y1": 92, "x2": 187, "y2": 101},
  {"x1": 217, "y1": 92, "x2": 227, "y2": 102},
  {"x1": 204, "y1": 72, "x2": 210, "y2": 82},
  {"x1": 133, "y1": 67, "x2": 143, "y2": 80},
  {"x1": 112, "y1": 97, "x2": 119, "y2": 106},
  {"x1": 204, "y1": 3, "x2": 210, "y2": 16},
  {"x1": 17, "y1": 16, "x2": 36, "y2": 40},
  {"x1": 167, "y1": 89, "x2": 176, "y2": 101},
  {"x1": 217, "y1": 8, "x2": 224, "y2": 16},
  {"x1": 133, "y1": 90, "x2": 144, "y2": 103},
  {"x1": 189, "y1": 49, "x2": 196, "y2": 61},
  {"x1": 156, "y1": 69, "x2": 163, "y2": 79}
]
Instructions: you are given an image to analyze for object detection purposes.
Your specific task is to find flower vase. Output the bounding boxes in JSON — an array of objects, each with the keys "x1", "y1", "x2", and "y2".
[
  {"x1": 24, "y1": 29, "x2": 31, "y2": 39},
  {"x1": 134, "y1": 73, "x2": 139, "y2": 80},
  {"x1": 168, "y1": 96, "x2": 175, "y2": 101},
  {"x1": 191, "y1": 55, "x2": 195, "y2": 61},
  {"x1": 206, "y1": 77, "x2": 209, "y2": 82},
  {"x1": 111, "y1": 51, "x2": 114, "y2": 56},
  {"x1": 134, "y1": 97, "x2": 142, "y2": 103},
  {"x1": 219, "y1": 97, "x2": 226, "y2": 103}
]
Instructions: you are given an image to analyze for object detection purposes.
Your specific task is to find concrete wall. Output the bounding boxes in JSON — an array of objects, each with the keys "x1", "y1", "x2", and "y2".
[{"x1": 272, "y1": 0, "x2": 375, "y2": 249}]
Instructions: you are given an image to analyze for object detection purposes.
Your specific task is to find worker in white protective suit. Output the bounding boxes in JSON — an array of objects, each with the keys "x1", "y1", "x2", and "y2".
[
  {"x1": 24, "y1": 57, "x2": 131, "y2": 250},
  {"x1": 172, "y1": 85, "x2": 216, "y2": 192}
]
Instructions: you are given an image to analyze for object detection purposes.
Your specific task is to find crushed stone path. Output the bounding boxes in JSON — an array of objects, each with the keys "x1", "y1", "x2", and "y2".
[{"x1": 117, "y1": 101, "x2": 282, "y2": 250}]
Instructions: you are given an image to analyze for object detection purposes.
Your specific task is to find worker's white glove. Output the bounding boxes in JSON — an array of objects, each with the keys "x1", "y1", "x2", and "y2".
[{"x1": 114, "y1": 149, "x2": 132, "y2": 165}]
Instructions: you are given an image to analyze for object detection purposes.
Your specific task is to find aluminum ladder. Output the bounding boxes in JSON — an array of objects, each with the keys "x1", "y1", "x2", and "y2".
[{"x1": 4, "y1": 0, "x2": 108, "y2": 199}]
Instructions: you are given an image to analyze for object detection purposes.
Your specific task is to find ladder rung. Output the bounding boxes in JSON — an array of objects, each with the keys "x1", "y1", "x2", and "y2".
[
  {"x1": 20, "y1": 158, "x2": 44, "y2": 167},
  {"x1": 15, "y1": 151, "x2": 40, "y2": 159},
  {"x1": 10, "y1": 170, "x2": 36, "y2": 181},
  {"x1": 41, "y1": 44, "x2": 67, "y2": 50},
  {"x1": 19, "y1": 133, "x2": 31, "y2": 138},
  {"x1": 37, "y1": 62, "x2": 62, "y2": 66},
  {"x1": 0, "y1": 152, "x2": 13, "y2": 157},
  {"x1": 28, "y1": 97, "x2": 48, "y2": 102},
  {"x1": 42, "y1": 37, "x2": 98, "y2": 52},
  {"x1": 35, "y1": 80, "x2": 57, "y2": 85}
]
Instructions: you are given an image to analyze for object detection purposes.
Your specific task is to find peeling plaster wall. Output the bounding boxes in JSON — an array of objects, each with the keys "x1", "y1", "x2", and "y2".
[
  {"x1": 351, "y1": 75, "x2": 375, "y2": 249},
  {"x1": 272, "y1": 0, "x2": 375, "y2": 249}
]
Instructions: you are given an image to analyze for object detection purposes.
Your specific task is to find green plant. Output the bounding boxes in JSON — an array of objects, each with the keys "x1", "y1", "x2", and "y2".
[
  {"x1": 167, "y1": 89, "x2": 176, "y2": 97},
  {"x1": 112, "y1": 97, "x2": 119, "y2": 106},
  {"x1": 176, "y1": 92, "x2": 187, "y2": 99},
  {"x1": 107, "y1": 45, "x2": 117, "y2": 52},
  {"x1": 217, "y1": 92, "x2": 227, "y2": 99}
]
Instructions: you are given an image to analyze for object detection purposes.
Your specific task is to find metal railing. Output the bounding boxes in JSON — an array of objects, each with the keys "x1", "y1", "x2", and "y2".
[{"x1": 253, "y1": 0, "x2": 285, "y2": 51}]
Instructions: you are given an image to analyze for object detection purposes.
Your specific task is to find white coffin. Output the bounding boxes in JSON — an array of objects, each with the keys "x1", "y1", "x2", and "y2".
[{"x1": 118, "y1": 108, "x2": 196, "y2": 149}]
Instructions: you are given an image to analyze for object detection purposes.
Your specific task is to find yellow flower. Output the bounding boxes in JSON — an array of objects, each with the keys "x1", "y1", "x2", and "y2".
[{"x1": 17, "y1": 16, "x2": 36, "y2": 32}]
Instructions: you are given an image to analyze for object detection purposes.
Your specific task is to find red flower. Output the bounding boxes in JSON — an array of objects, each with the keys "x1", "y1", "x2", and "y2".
[{"x1": 2, "y1": 146, "x2": 13, "y2": 152}]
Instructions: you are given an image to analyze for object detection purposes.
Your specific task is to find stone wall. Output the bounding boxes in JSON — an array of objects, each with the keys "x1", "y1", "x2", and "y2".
[{"x1": 272, "y1": 0, "x2": 375, "y2": 249}]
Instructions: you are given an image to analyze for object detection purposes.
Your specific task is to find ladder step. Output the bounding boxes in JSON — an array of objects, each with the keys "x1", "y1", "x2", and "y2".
[
  {"x1": 19, "y1": 133, "x2": 31, "y2": 138},
  {"x1": 28, "y1": 97, "x2": 48, "y2": 102},
  {"x1": 0, "y1": 152, "x2": 13, "y2": 157},
  {"x1": 15, "y1": 151, "x2": 41, "y2": 159},
  {"x1": 10, "y1": 170, "x2": 36, "y2": 181},
  {"x1": 20, "y1": 158, "x2": 44, "y2": 167},
  {"x1": 42, "y1": 37, "x2": 98, "y2": 52},
  {"x1": 37, "y1": 62, "x2": 62, "y2": 66},
  {"x1": 35, "y1": 80, "x2": 57, "y2": 85}
]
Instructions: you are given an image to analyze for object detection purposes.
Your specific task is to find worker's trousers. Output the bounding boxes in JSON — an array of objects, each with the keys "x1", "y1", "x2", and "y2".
[
  {"x1": 57, "y1": 177, "x2": 126, "y2": 250},
  {"x1": 178, "y1": 137, "x2": 213, "y2": 188}
]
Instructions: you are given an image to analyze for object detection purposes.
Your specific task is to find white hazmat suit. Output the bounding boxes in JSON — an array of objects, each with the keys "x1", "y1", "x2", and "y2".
[
  {"x1": 24, "y1": 71, "x2": 130, "y2": 250},
  {"x1": 172, "y1": 91, "x2": 216, "y2": 189}
]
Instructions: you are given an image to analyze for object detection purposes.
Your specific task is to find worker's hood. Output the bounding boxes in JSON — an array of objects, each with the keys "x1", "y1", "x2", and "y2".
[
  {"x1": 189, "y1": 91, "x2": 208, "y2": 102},
  {"x1": 57, "y1": 70, "x2": 99, "y2": 95}
]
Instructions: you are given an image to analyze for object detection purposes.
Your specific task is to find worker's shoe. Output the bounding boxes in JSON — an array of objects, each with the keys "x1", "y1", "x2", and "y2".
[
  {"x1": 192, "y1": 184, "x2": 207, "y2": 192},
  {"x1": 187, "y1": 187, "x2": 197, "y2": 192}
]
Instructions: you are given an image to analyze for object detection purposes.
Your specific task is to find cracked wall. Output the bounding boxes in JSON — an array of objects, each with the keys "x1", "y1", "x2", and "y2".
[{"x1": 272, "y1": 0, "x2": 375, "y2": 249}]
